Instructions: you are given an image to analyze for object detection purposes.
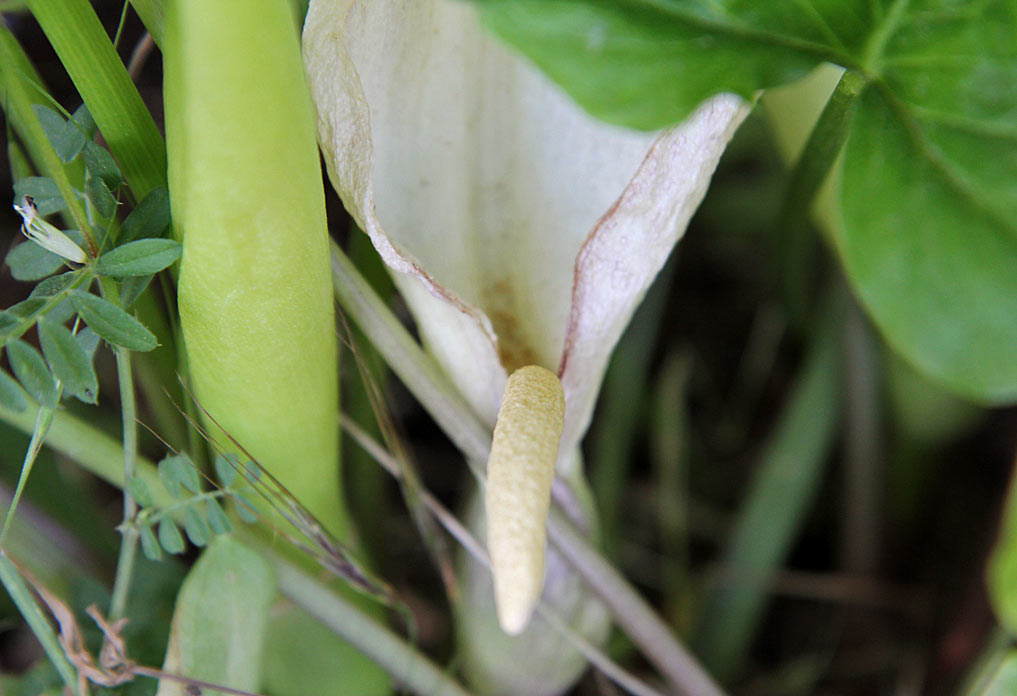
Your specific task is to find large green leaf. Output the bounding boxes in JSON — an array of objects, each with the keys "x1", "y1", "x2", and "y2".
[
  {"x1": 469, "y1": 0, "x2": 869, "y2": 130},
  {"x1": 470, "y1": 0, "x2": 1017, "y2": 402},
  {"x1": 835, "y1": 4, "x2": 1017, "y2": 403},
  {"x1": 156, "y1": 537, "x2": 275, "y2": 696},
  {"x1": 262, "y1": 603, "x2": 390, "y2": 696}
]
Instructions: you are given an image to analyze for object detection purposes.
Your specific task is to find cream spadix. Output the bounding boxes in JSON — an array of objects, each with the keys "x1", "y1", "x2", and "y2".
[{"x1": 486, "y1": 365, "x2": 565, "y2": 634}]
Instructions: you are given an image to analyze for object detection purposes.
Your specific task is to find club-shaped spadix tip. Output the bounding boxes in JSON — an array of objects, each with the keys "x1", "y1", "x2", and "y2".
[{"x1": 485, "y1": 364, "x2": 565, "y2": 635}]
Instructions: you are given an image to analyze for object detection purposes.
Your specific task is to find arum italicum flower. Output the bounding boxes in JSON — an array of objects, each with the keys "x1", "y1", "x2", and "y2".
[{"x1": 304, "y1": 0, "x2": 747, "y2": 688}]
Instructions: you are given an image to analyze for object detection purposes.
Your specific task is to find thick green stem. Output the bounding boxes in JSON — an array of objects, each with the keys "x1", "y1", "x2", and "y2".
[
  {"x1": 776, "y1": 69, "x2": 867, "y2": 322},
  {"x1": 166, "y1": 0, "x2": 346, "y2": 540}
]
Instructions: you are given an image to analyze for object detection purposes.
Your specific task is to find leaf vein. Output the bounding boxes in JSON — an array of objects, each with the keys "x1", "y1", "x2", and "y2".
[
  {"x1": 876, "y1": 82, "x2": 1017, "y2": 238},
  {"x1": 632, "y1": 0, "x2": 855, "y2": 68}
]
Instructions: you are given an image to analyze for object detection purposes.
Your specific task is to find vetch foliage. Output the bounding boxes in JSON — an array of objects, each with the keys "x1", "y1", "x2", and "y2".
[{"x1": 132, "y1": 451, "x2": 257, "y2": 562}]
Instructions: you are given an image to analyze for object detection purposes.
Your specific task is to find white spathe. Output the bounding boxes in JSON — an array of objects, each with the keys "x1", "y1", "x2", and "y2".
[{"x1": 303, "y1": 0, "x2": 749, "y2": 487}]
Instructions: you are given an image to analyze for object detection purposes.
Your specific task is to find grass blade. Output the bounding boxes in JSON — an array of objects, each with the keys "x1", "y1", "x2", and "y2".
[
  {"x1": 27, "y1": 0, "x2": 167, "y2": 201},
  {"x1": 0, "y1": 403, "x2": 56, "y2": 544},
  {"x1": 693, "y1": 298, "x2": 843, "y2": 682},
  {"x1": 0, "y1": 552, "x2": 80, "y2": 695},
  {"x1": 0, "y1": 24, "x2": 88, "y2": 213},
  {"x1": 330, "y1": 241, "x2": 490, "y2": 467},
  {"x1": 0, "y1": 26, "x2": 94, "y2": 250},
  {"x1": 129, "y1": 0, "x2": 165, "y2": 47}
]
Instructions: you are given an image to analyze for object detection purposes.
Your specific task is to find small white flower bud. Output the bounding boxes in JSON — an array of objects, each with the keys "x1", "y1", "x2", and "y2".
[{"x1": 13, "y1": 195, "x2": 87, "y2": 264}]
